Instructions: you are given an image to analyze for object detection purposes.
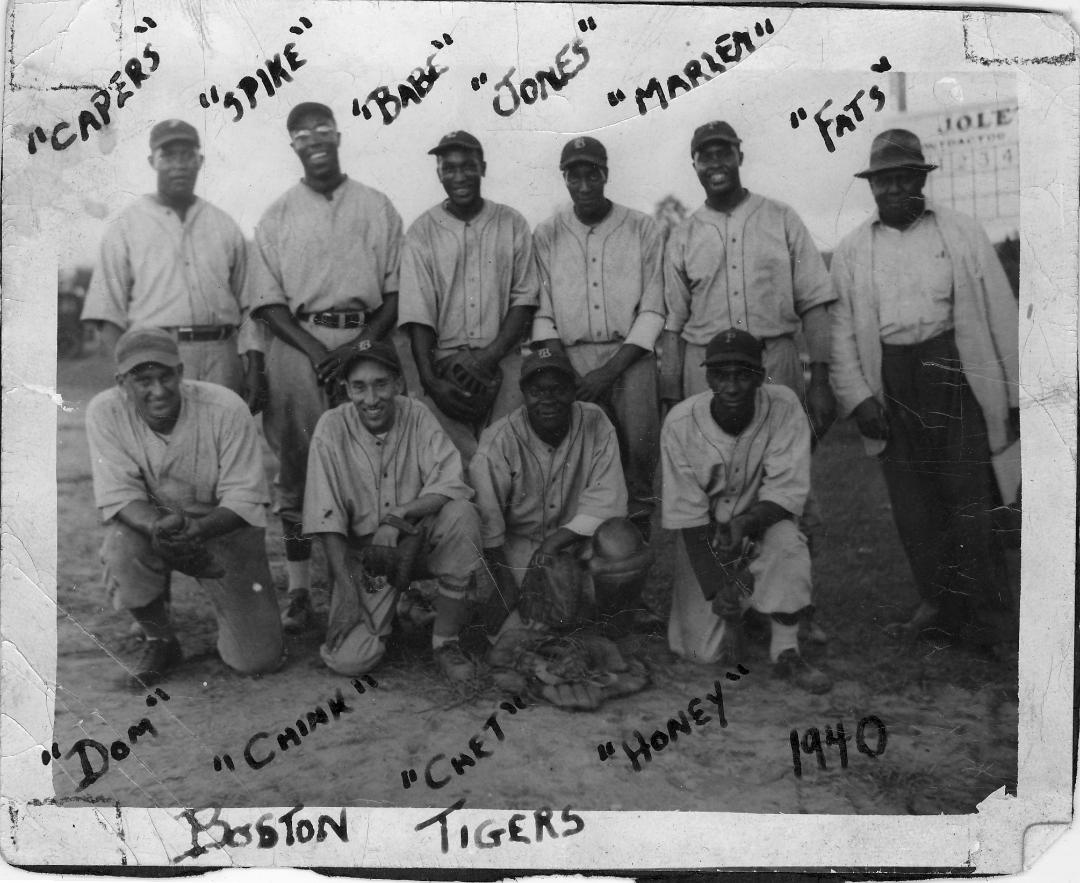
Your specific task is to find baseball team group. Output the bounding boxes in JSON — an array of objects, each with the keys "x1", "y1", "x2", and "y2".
[{"x1": 78, "y1": 100, "x2": 1020, "y2": 700}]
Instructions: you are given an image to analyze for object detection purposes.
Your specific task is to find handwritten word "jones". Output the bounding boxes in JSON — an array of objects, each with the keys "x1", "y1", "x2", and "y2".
[
  {"x1": 215, "y1": 676, "x2": 377, "y2": 773},
  {"x1": 173, "y1": 804, "x2": 346, "y2": 863},
  {"x1": 198, "y1": 18, "x2": 311, "y2": 123},
  {"x1": 620, "y1": 19, "x2": 772, "y2": 116},
  {"x1": 487, "y1": 40, "x2": 590, "y2": 118},
  {"x1": 789, "y1": 715, "x2": 887, "y2": 778},
  {"x1": 354, "y1": 35, "x2": 453, "y2": 125},
  {"x1": 27, "y1": 43, "x2": 160, "y2": 155},
  {"x1": 599, "y1": 677, "x2": 746, "y2": 772},
  {"x1": 400, "y1": 695, "x2": 527, "y2": 790},
  {"x1": 416, "y1": 798, "x2": 584, "y2": 853},
  {"x1": 790, "y1": 58, "x2": 891, "y2": 153}
]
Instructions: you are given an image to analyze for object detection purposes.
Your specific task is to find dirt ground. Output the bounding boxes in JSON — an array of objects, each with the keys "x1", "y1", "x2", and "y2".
[{"x1": 50, "y1": 345, "x2": 1018, "y2": 816}]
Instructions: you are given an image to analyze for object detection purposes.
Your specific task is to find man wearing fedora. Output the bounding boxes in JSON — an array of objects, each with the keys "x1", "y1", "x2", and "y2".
[
  {"x1": 830, "y1": 128, "x2": 1019, "y2": 649},
  {"x1": 82, "y1": 119, "x2": 265, "y2": 407}
]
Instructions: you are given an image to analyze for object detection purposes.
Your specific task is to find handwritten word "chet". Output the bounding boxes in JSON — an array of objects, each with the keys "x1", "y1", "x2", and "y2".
[
  {"x1": 173, "y1": 804, "x2": 347, "y2": 863},
  {"x1": 354, "y1": 35, "x2": 453, "y2": 125},
  {"x1": 416, "y1": 799, "x2": 584, "y2": 853},
  {"x1": 789, "y1": 715, "x2": 887, "y2": 778}
]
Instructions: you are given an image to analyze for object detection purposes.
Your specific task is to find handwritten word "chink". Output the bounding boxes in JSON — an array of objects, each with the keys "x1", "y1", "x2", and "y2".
[
  {"x1": 416, "y1": 799, "x2": 584, "y2": 853},
  {"x1": 354, "y1": 35, "x2": 453, "y2": 125},
  {"x1": 789, "y1": 715, "x2": 887, "y2": 778},
  {"x1": 173, "y1": 804, "x2": 347, "y2": 863}
]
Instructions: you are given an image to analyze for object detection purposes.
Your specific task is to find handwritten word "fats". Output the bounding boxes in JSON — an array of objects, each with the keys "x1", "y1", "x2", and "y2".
[
  {"x1": 486, "y1": 40, "x2": 590, "y2": 118},
  {"x1": 790, "y1": 57, "x2": 891, "y2": 153},
  {"x1": 174, "y1": 804, "x2": 347, "y2": 863},
  {"x1": 789, "y1": 715, "x2": 887, "y2": 778},
  {"x1": 416, "y1": 798, "x2": 584, "y2": 853}
]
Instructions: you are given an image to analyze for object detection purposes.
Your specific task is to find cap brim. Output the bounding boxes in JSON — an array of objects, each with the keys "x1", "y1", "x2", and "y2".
[
  {"x1": 702, "y1": 354, "x2": 762, "y2": 368},
  {"x1": 692, "y1": 135, "x2": 741, "y2": 152},
  {"x1": 521, "y1": 364, "x2": 576, "y2": 384},
  {"x1": 117, "y1": 351, "x2": 182, "y2": 374},
  {"x1": 152, "y1": 135, "x2": 199, "y2": 150},
  {"x1": 429, "y1": 142, "x2": 482, "y2": 156},
  {"x1": 560, "y1": 154, "x2": 605, "y2": 169},
  {"x1": 854, "y1": 162, "x2": 938, "y2": 179}
]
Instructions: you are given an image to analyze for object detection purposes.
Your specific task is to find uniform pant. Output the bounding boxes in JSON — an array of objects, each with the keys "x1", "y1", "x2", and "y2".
[
  {"x1": 668, "y1": 520, "x2": 811, "y2": 664},
  {"x1": 101, "y1": 522, "x2": 284, "y2": 674},
  {"x1": 879, "y1": 331, "x2": 1012, "y2": 637},
  {"x1": 566, "y1": 343, "x2": 659, "y2": 521},
  {"x1": 176, "y1": 338, "x2": 244, "y2": 396},
  {"x1": 320, "y1": 499, "x2": 484, "y2": 675}
]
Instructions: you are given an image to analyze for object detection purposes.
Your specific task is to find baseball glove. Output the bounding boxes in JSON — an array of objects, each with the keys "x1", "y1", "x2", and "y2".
[
  {"x1": 518, "y1": 550, "x2": 588, "y2": 630},
  {"x1": 436, "y1": 350, "x2": 502, "y2": 423},
  {"x1": 359, "y1": 530, "x2": 424, "y2": 592},
  {"x1": 150, "y1": 514, "x2": 225, "y2": 579}
]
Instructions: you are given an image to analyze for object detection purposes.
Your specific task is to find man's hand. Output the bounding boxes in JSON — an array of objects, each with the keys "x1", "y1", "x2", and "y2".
[
  {"x1": 852, "y1": 396, "x2": 889, "y2": 440},
  {"x1": 711, "y1": 519, "x2": 753, "y2": 563},
  {"x1": 315, "y1": 336, "x2": 372, "y2": 387},
  {"x1": 805, "y1": 370, "x2": 837, "y2": 442},
  {"x1": 576, "y1": 365, "x2": 618, "y2": 403},
  {"x1": 242, "y1": 352, "x2": 268, "y2": 414},
  {"x1": 370, "y1": 524, "x2": 400, "y2": 548},
  {"x1": 426, "y1": 376, "x2": 482, "y2": 424},
  {"x1": 150, "y1": 513, "x2": 224, "y2": 579},
  {"x1": 325, "y1": 563, "x2": 375, "y2": 652}
]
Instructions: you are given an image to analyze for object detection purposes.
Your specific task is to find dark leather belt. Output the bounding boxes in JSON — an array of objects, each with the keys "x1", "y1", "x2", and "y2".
[
  {"x1": 296, "y1": 310, "x2": 366, "y2": 329},
  {"x1": 171, "y1": 325, "x2": 236, "y2": 342}
]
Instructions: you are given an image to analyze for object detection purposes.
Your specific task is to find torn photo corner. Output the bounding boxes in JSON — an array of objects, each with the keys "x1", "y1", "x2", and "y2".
[{"x1": 2, "y1": 0, "x2": 1076, "y2": 875}]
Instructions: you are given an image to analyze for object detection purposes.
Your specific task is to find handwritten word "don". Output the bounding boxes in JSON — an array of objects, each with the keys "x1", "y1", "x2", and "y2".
[
  {"x1": 173, "y1": 804, "x2": 347, "y2": 863},
  {"x1": 416, "y1": 798, "x2": 584, "y2": 853},
  {"x1": 486, "y1": 39, "x2": 590, "y2": 118}
]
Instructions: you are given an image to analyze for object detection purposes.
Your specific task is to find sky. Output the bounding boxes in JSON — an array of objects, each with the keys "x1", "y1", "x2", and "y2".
[{"x1": 3, "y1": 1, "x2": 1020, "y2": 269}]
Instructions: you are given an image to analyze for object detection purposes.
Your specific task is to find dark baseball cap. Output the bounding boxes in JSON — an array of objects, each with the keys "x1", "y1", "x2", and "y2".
[
  {"x1": 428, "y1": 130, "x2": 484, "y2": 158},
  {"x1": 286, "y1": 102, "x2": 335, "y2": 132},
  {"x1": 702, "y1": 328, "x2": 764, "y2": 368},
  {"x1": 115, "y1": 326, "x2": 181, "y2": 375},
  {"x1": 520, "y1": 346, "x2": 576, "y2": 384},
  {"x1": 339, "y1": 339, "x2": 402, "y2": 377},
  {"x1": 149, "y1": 120, "x2": 199, "y2": 152},
  {"x1": 560, "y1": 136, "x2": 607, "y2": 169},
  {"x1": 690, "y1": 120, "x2": 741, "y2": 156}
]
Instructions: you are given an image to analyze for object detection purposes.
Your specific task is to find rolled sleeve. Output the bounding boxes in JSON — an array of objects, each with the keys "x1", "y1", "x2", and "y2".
[
  {"x1": 246, "y1": 222, "x2": 290, "y2": 314},
  {"x1": 508, "y1": 215, "x2": 540, "y2": 309},
  {"x1": 663, "y1": 232, "x2": 691, "y2": 334},
  {"x1": 562, "y1": 513, "x2": 604, "y2": 537},
  {"x1": 787, "y1": 209, "x2": 836, "y2": 315},
  {"x1": 381, "y1": 201, "x2": 404, "y2": 294},
  {"x1": 82, "y1": 225, "x2": 132, "y2": 328},
  {"x1": 756, "y1": 403, "x2": 811, "y2": 518},
  {"x1": 573, "y1": 418, "x2": 628, "y2": 523},
  {"x1": 660, "y1": 423, "x2": 712, "y2": 530},
  {"x1": 624, "y1": 310, "x2": 665, "y2": 351},
  {"x1": 468, "y1": 445, "x2": 509, "y2": 549},
  {"x1": 397, "y1": 235, "x2": 439, "y2": 330},
  {"x1": 213, "y1": 404, "x2": 270, "y2": 528},
  {"x1": 417, "y1": 412, "x2": 474, "y2": 502},
  {"x1": 86, "y1": 398, "x2": 150, "y2": 521},
  {"x1": 303, "y1": 430, "x2": 352, "y2": 536}
]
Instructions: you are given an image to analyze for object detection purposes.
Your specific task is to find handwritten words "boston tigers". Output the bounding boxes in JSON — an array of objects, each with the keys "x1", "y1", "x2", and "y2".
[
  {"x1": 789, "y1": 57, "x2": 892, "y2": 153},
  {"x1": 197, "y1": 17, "x2": 311, "y2": 123},
  {"x1": 173, "y1": 804, "x2": 347, "y2": 863},
  {"x1": 26, "y1": 37, "x2": 160, "y2": 155},
  {"x1": 354, "y1": 35, "x2": 453, "y2": 125},
  {"x1": 789, "y1": 716, "x2": 888, "y2": 778},
  {"x1": 416, "y1": 798, "x2": 584, "y2": 853},
  {"x1": 597, "y1": 672, "x2": 748, "y2": 772},
  {"x1": 213, "y1": 676, "x2": 378, "y2": 773},
  {"x1": 614, "y1": 18, "x2": 773, "y2": 115},
  {"x1": 400, "y1": 694, "x2": 528, "y2": 790}
]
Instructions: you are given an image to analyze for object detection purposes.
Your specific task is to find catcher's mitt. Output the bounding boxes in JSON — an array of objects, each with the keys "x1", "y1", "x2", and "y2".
[
  {"x1": 518, "y1": 550, "x2": 588, "y2": 630},
  {"x1": 151, "y1": 514, "x2": 225, "y2": 579},
  {"x1": 436, "y1": 350, "x2": 501, "y2": 423},
  {"x1": 359, "y1": 530, "x2": 424, "y2": 592}
]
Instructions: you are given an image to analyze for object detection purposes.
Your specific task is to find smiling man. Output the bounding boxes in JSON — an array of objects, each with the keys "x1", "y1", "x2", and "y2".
[
  {"x1": 398, "y1": 130, "x2": 539, "y2": 461},
  {"x1": 247, "y1": 102, "x2": 404, "y2": 632},
  {"x1": 302, "y1": 340, "x2": 485, "y2": 682},
  {"x1": 661, "y1": 328, "x2": 830, "y2": 693},
  {"x1": 531, "y1": 136, "x2": 666, "y2": 535},
  {"x1": 82, "y1": 119, "x2": 264, "y2": 406},
  {"x1": 85, "y1": 327, "x2": 284, "y2": 689}
]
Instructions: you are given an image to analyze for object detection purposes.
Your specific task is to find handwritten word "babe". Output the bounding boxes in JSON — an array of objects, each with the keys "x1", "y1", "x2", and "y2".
[{"x1": 354, "y1": 35, "x2": 453, "y2": 125}]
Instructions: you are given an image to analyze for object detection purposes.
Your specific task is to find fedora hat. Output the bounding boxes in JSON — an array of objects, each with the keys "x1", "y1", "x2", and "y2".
[{"x1": 855, "y1": 129, "x2": 938, "y2": 179}]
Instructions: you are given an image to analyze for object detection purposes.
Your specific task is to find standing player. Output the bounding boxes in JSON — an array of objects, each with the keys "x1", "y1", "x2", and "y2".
[
  {"x1": 86, "y1": 327, "x2": 283, "y2": 688},
  {"x1": 247, "y1": 102, "x2": 404, "y2": 631},
  {"x1": 531, "y1": 136, "x2": 666, "y2": 532},
  {"x1": 830, "y1": 129, "x2": 1019, "y2": 648},
  {"x1": 659, "y1": 121, "x2": 836, "y2": 440},
  {"x1": 661, "y1": 328, "x2": 830, "y2": 693},
  {"x1": 398, "y1": 130, "x2": 539, "y2": 461},
  {"x1": 303, "y1": 341, "x2": 484, "y2": 682},
  {"x1": 82, "y1": 119, "x2": 264, "y2": 407}
]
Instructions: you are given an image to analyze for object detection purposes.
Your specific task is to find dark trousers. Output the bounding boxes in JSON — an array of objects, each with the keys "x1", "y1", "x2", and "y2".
[{"x1": 879, "y1": 331, "x2": 1012, "y2": 641}]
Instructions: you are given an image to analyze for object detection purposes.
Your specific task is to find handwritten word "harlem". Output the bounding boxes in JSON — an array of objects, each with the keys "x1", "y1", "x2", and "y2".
[
  {"x1": 483, "y1": 39, "x2": 591, "y2": 118},
  {"x1": 615, "y1": 19, "x2": 772, "y2": 115},
  {"x1": 400, "y1": 694, "x2": 527, "y2": 790},
  {"x1": 416, "y1": 798, "x2": 584, "y2": 853},
  {"x1": 789, "y1": 715, "x2": 887, "y2": 778},
  {"x1": 173, "y1": 804, "x2": 347, "y2": 863},
  {"x1": 27, "y1": 39, "x2": 160, "y2": 155},
  {"x1": 214, "y1": 676, "x2": 377, "y2": 773},
  {"x1": 790, "y1": 58, "x2": 891, "y2": 153},
  {"x1": 598, "y1": 675, "x2": 747, "y2": 772},
  {"x1": 354, "y1": 35, "x2": 453, "y2": 125},
  {"x1": 198, "y1": 17, "x2": 311, "y2": 123}
]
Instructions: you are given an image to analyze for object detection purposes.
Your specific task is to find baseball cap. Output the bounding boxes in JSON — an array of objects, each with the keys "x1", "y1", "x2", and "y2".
[
  {"x1": 702, "y1": 328, "x2": 764, "y2": 368},
  {"x1": 428, "y1": 130, "x2": 484, "y2": 158},
  {"x1": 690, "y1": 121, "x2": 741, "y2": 156},
  {"x1": 339, "y1": 339, "x2": 402, "y2": 377},
  {"x1": 115, "y1": 327, "x2": 181, "y2": 375},
  {"x1": 520, "y1": 346, "x2": 576, "y2": 384},
  {"x1": 559, "y1": 136, "x2": 607, "y2": 169},
  {"x1": 149, "y1": 120, "x2": 199, "y2": 152},
  {"x1": 286, "y1": 102, "x2": 335, "y2": 132}
]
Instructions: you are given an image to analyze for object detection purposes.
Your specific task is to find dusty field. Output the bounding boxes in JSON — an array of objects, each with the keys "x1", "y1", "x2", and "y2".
[{"x1": 49, "y1": 345, "x2": 1018, "y2": 817}]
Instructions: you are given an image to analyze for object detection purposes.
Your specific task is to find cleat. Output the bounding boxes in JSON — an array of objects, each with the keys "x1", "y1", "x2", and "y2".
[
  {"x1": 280, "y1": 590, "x2": 312, "y2": 633},
  {"x1": 125, "y1": 636, "x2": 182, "y2": 690},
  {"x1": 434, "y1": 641, "x2": 476, "y2": 684},
  {"x1": 772, "y1": 648, "x2": 832, "y2": 694}
]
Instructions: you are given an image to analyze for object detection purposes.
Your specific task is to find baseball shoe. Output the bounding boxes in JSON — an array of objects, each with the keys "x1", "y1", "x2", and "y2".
[
  {"x1": 434, "y1": 641, "x2": 476, "y2": 684},
  {"x1": 772, "y1": 649, "x2": 832, "y2": 694},
  {"x1": 280, "y1": 590, "x2": 313, "y2": 633},
  {"x1": 126, "y1": 636, "x2": 182, "y2": 690},
  {"x1": 801, "y1": 619, "x2": 829, "y2": 645}
]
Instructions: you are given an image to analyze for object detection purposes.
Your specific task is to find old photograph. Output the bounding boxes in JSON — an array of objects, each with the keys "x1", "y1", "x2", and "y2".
[{"x1": 2, "y1": 0, "x2": 1076, "y2": 873}]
